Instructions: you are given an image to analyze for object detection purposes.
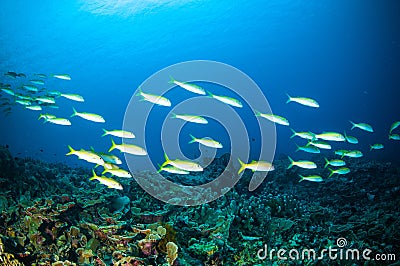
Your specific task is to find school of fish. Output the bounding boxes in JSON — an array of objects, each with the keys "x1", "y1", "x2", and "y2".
[{"x1": 1, "y1": 72, "x2": 399, "y2": 188}]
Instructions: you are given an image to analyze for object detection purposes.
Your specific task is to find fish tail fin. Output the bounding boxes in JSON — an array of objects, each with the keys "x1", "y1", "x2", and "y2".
[
  {"x1": 324, "y1": 158, "x2": 329, "y2": 168},
  {"x1": 161, "y1": 152, "x2": 170, "y2": 167},
  {"x1": 188, "y1": 134, "x2": 196, "y2": 144},
  {"x1": 206, "y1": 90, "x2": 213, "y2": 98},
  {"x1": 310, "y1": 133, "x2": 317, "y2": 141},
  {"x1": 295, "y1": 144, "x2": 300, "y2": 152},
  {"x1": 157, "y1": 164, "x2": 163, "y2": 173},
  {"x1": 328, "y1": 168, "x2": 334, "y2": 178},
  {"x1": 66, "y1": 145, "x2": 75, "y2": 156},
  {"x1": 237, "y1": 158, "x2": 247, "y2": 174},
  {"x1": 298, "y1": 175, "x2": 304, "y2": 182},
  {"x1": 170, "y1": 112, "x2": 177, "y2": 118},
  {"x1": 349, "y1": 120, "x2": 356, "y2": 130},
  {"x1": 254, "y1": 110, "x2": 262, "y2": 117},
  {"x1": 287, "y1": 156, "x2": 294, "y2": 169},
  {"x1": 370, "y1": 145, "x2": 373, "y2": 151},
  {"x1": 168, "y1": 76, "x2": 175, "y2": 84},
  {"x1": 90, "y1": 169, "x2": 98, "y2": 180},
  {"x1": 289, "y1": 128, "x2": 296, "y2": 138},
  {"x1": 39, "y1": 114, "x2": 48, "y2": 122},
  {"x1": 285, "y1": 93, "x2": 292, "y2": 104},
  {"x1": 71, "y1": 107, "x2": 78, "y2": 117},
  {"x1": 101, "y1": 129, "x2": 108, "y2": 137},
  {"x1": 108, "y1": 139, "x2": 117, "y2": 152},
  {"x1": 135, "y1": 87, "x2": 142, "y2": 96}
]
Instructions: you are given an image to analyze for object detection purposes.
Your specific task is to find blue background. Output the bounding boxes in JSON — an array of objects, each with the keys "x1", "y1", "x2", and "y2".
[{"x1": 1, "y1": 0, "x2": 399, "y2": 167}]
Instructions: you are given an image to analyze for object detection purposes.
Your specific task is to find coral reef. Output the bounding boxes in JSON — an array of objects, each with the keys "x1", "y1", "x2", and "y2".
[
  {"x1": 0, "y1": 237, "x2": 24, "y2": 266},
  {"x1": 166, "y1": 242, "x2": 178, "y2": 265},
  {"x1": 0, "y1": 147, "x2": 399, "y2": 265}
]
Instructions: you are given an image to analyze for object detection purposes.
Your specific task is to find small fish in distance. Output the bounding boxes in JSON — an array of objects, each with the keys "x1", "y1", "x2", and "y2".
[
  {"x1": 389, "y1": 121, "x2": 400, "y2": 133},
  {"x1": 349, "y1": 121, "x2": 373, "y2": 132},
  {"x1": 51, "y1": 74, "x2": 71, "y2": 80},
  {"x1": 171, "y1": 113, "x2": 208, "y2": 124},
  {"x1": 238, "y1": 159, "x2": 274, "y2": 174},
  {"x1": 286, "y1": 93, "x2": 319, "y2": 108},
  {"x1": 102, "y1": 129, "x2": 135, "y2": 139},
  {"x1": 108, "y1": 139, "x2": 147, "y2": 156},
  {"x1": 161, "y1": 153, "x2": 203, "y2": 172},
  {"x1": 136, "y1": 87, "x2": 171, "y2": 107},
  {"x1": 328, "y1": 167, "x2": 350, "y2": 178},
  {"x1": 287, "y1": 156, "x2": 317, "y2": 169},
  {"x1": 324, "y1": 158, "x2": 346, "y2": 168},
  {"x1": 90, "y1": 170, "x2": 123, "y2": 190},
  {"x1": 256, "y1": 111, "x2": 289, "y2": 126},
  {"x1": 299, "y1": 175, "x2": 323, "y2": 182},
  {"x1": 169, "y1": 76, "x2": 205, "y2": 95},
  {"x1": 207, "y1": 91, "x2": 243, "y2": 108},
  {"x1": 370, "y1": 143, "x2": 384, "y2": 151},
  {"x1": 188, "y1": 134, "x2": 222, "y2": 148},
  {"x1": 71, "y1": 107, "x2": 105, "y2": 123}
]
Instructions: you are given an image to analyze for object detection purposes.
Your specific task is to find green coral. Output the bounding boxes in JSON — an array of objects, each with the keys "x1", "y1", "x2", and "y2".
[{"x1": 188, "y1": 239, "x2": 219, "y2": 257}]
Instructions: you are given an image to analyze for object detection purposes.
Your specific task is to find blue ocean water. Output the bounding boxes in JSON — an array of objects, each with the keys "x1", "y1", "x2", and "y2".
[
  {"x1": 1, "y1": 1, "x2": 400, "y2": 265},
  {"x1": 1, "y1": 0, "x2": 399, "y2": 165}
]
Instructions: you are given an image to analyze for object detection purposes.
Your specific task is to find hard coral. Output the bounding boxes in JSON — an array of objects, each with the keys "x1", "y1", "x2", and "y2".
[
  {"x1": 166, "y1": 242, "x2": 178, "y2": 266},
  {"x1": 157, "y1": 223, "x2": 176, "y2": 253},
  {"x1": 138, "y1": 239, "x2": 156, "y2": 256},
  {"x1": 75, "y1": 248, "x2": 94, "y2": 265},
  {"x1": 0, "y1": 237, "x2": 24, "y2": 266},
  {"x1": 51, "y1": 261, "x2": 77, "y2": 266},
  {"x1": 113, "y1": 256, "x2": 145, "y2": 266}
]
